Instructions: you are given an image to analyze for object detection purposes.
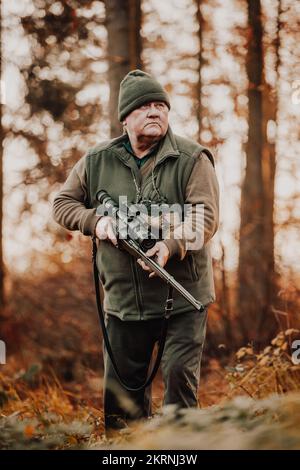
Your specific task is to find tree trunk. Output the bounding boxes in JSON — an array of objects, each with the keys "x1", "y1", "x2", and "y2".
[
  {"x1": 259, "y1": 0, "x2": 282, "y2": 337},
  {"x1": 238, "y1": 0, "x2": 266, "y2": 346},
  {"x1": 105, "y1": 0, "x2": 142, "y2": 138},
  {"x1": 0, "y1": 0, "x2": 5, "y2": 314},
  {"x1": 196, "y1": 0, "x2": 204, "y2": 140}
]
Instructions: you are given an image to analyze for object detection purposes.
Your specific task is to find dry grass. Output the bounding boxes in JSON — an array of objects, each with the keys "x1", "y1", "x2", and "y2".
[
  {"x1": 226, "y1": 328, "x2": 300, "y2": 399},
  {"x1": 95, "y1": 329, "x2": 300, "y2": 450},
  {"x1": 0, "y1": 329, "x2": 300, "y2": 449},
  {"x1": 0, "y1": 363, "x2": 105, "y2": 449},
  {"x1": 98, "y1": 392, "x2": 300, "y2": 450}
]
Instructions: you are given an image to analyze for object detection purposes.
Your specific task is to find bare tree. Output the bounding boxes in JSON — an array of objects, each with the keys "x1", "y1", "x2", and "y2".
[
  {"x1": 259, "y1": 0, "x2": 283, "y2": 334},
  {"x1": 196, "y1": 0, "x2": 204, "y2": 140},
  {"x1": 0, "y1": 0, "x2": 4, "y2": 312},
  {"x1": 105, "y1": 0, "x2": 142, "y2": 138},
  {"x1": 238, "y1": 0, "x2": 266, "y2": 345}
]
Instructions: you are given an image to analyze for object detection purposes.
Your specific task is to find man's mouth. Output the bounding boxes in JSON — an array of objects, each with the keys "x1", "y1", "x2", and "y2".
[{"x1": 145, "y1": 122, "x2": 161, "y2": 127}]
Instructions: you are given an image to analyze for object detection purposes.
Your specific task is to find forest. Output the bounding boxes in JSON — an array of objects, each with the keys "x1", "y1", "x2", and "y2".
[{"x1": 0, "y1": 0, "x2": 300, "y2": 450}]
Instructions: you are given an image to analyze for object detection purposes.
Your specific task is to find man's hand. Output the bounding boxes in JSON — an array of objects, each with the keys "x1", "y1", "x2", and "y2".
[
  {"x1": 137, "y1": 241, "x2": 170, "y2": 278},
  {"x1": 95, "y1": 216, "x2": 118, "y2": 246}
]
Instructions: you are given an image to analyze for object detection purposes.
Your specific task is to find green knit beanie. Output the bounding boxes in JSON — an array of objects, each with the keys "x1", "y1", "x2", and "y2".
[{"x1": 118, "y1": 69, "x2": 171, "y2": 122}]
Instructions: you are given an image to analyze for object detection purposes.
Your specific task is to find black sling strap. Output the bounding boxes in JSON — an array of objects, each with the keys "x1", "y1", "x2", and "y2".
[{"x1": 92, "y1": 236, "x2": 173, "y2": 392}]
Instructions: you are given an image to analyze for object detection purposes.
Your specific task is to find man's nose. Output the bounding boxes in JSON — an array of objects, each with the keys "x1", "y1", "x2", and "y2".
[{"x1": 147, "y1": 104, "x2": 160, "y2": 116}]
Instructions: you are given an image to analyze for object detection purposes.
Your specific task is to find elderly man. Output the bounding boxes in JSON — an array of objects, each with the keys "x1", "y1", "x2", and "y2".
[{"x1": 52, "y1": 70, "x2": 219, "y2": 434}]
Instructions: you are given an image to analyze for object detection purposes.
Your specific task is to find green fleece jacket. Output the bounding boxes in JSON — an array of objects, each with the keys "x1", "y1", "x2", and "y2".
[{"x1": 52, "y1": 127, "x2": 219, "y2": 320}]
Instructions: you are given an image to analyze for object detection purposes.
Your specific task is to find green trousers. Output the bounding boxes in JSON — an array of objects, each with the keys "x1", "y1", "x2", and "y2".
[{"x1": 102, "y1": 308, "x2": 207, "y2": 431}]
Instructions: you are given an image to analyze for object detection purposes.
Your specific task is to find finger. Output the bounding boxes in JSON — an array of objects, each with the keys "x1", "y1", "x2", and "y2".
[
  {"x1": 155, "y1": 253, "x2": 164, "y2": 267},
  {"x1": 141, "y1": 261, "x2": 151, "y2": 271},
  {"x1": 149, "y1": 272, "x2": 157, "y2": 278},
  {"x1": 98, "y1": 230, "x2": 108, "y2": 240},
  {"x1": 137, "y1": 258, "x2": 151, "y2": 271},
  {"x1": 107, "y1": 224, "x2": 118, "y2": 246},
  {"x1": 145, "y1": 245, "x2": 159, "y2": 257}
]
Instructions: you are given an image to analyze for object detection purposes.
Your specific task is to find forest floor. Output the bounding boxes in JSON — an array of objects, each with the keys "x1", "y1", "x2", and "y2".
[{"x1": 1, "y1": 329, "x2": 300, "y2": 450}]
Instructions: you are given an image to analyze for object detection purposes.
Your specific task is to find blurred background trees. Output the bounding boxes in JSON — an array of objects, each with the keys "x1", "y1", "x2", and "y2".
[
  {"x1": 105, "y1": 0, "x2": 142, "y2": 137},
  {"x1": 1, "y1": 0, "x2": 300, "y2": 380},
  {"x1": 0, "y1": 0, "x2": 4, "y2": 313}
]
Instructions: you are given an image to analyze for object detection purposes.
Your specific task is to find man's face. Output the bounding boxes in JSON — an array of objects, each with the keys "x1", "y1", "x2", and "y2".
[{"x1": 123, "y1": 101, "x2": 169, "y2": 142}]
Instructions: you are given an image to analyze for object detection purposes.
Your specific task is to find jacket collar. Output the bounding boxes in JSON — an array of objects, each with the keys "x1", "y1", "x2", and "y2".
[
  {"x1": 111, "y1": 126, "x2": 180, "y2": 168},
  {"x1": 154, "y1": 126, "x2": 180, "y2": 166}
]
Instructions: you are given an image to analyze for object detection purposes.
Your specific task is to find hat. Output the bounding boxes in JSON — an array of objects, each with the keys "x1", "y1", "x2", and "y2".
[{"x1": 118, "y1": 69, "x2": 171, "y2": 122}]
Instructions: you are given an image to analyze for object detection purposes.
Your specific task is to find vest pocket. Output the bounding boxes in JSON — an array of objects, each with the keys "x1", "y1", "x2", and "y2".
[{"x1": 167, "y1": 253, "x2": 198, "y2": 282}]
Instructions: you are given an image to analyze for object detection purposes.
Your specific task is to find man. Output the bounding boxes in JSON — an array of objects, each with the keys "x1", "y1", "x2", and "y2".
[{"x1": 52, "y1": 70, "x2": 219, "y2": 435}]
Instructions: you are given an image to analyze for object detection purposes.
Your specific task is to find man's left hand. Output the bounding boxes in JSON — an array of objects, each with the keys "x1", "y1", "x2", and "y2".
[{"x1": 137, "y1": 241, "x2": 170, "y2": 278}]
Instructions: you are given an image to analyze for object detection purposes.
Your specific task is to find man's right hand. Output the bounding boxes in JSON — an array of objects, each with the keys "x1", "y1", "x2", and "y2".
[{"x1": 95, "y1": 216, "x2": 118, "y2": 246}]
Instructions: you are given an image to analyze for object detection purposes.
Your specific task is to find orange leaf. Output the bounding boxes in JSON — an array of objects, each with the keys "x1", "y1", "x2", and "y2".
[{"x1": 24, "y1": 425, "x2": 35, "y2": 438}]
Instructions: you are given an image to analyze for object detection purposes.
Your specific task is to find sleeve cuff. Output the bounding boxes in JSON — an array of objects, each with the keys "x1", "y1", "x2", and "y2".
[
  {"x1": 80, "y1": 209, "x2": 101, "y2": 236},
  {"x1": 162, "y1": 239, "x2": 183, "y2": 259}
]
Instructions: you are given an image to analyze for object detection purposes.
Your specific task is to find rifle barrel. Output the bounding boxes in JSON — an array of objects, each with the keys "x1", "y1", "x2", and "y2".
[{"x1": 122, "y1": 239, "x2": 204, "y2": 312}]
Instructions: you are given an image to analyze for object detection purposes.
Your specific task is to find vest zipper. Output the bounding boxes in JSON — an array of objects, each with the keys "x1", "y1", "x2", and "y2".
[
  {"x1": 132, "y1": 154, "x2": 177, "y2": 203},
  {"x1": 131, "y1": 169, "x2": 141, "y2": 203},
  {"x1": 127, "y1": 168, "x2": 144, "y2": 319},
  {"x1": 131, "y1": 258, "x2": 144, "y2": 320},
  {"x1": 115, "y1": 152, "x2": 178, "y2": 321}
]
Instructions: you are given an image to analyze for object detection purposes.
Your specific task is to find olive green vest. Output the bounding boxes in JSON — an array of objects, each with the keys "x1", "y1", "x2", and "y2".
[{"x1": 86, "y1": 127, "x2": 215, "y2": 320}]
